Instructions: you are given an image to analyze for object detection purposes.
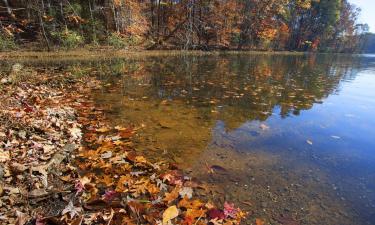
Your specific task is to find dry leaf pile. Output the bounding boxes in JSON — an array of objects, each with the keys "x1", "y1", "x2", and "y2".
[{"x1": 0, "y1": 65, "x2": 246, "y2": 225}]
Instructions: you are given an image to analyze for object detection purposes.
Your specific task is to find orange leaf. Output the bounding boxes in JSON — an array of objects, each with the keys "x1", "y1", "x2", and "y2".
[
  {"x1": 256, "y1": 218, "x2": 265, "y2": 225},
  {"x1": 164, "y1": 187, "x2": 180, "y2": 204}
]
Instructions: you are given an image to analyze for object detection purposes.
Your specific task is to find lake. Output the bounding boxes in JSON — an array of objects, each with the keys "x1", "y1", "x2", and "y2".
[{"x1": 3, "y1": 52, "x2": 375, "y2": 224}]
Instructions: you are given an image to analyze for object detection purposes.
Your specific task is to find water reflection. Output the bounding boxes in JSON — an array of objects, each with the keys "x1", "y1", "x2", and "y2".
[
  {"x1": 2, "y1": 53, "x2": 375, "y2": 224},
  {"x1": 90, "y1": 54, "x2": 375, "y2": 224}
]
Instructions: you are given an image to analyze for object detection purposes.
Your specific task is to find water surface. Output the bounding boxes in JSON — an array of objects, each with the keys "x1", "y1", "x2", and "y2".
[{"x1": 3, "y1": 53, "x2": 375, "y2": 224}]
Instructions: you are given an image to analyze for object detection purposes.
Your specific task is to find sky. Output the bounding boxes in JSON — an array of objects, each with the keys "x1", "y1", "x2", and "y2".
[{"x1": 350, "y1": 0, "x2": 375, "y2": 32}]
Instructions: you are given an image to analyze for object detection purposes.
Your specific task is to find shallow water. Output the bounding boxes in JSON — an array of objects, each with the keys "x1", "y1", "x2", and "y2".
[{"x1": 3, "y1": 53, "x2": 375, "y2": 224}]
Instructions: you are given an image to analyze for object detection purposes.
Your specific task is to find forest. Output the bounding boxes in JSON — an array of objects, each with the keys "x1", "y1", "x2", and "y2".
[{"x1": 0, "y1": 0, "x2": 372, "y2": 52}]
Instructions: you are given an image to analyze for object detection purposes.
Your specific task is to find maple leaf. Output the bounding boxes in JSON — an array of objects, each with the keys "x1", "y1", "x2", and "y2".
[
  {"x1": 164, "y1": 187, "x2": 180, "y2": 204},
  {"x1": 186, "y1": 208, "x2": 206, "y2": 219},
  {"x1": 178, "y1": 196, "x2": 204, "y2": 209},
  {"x1": 161, "y1": 170, "x2": 183, "y2": 185},
  {"x1": 223, "y1": 202, "x2": 239, "y2": 219}
]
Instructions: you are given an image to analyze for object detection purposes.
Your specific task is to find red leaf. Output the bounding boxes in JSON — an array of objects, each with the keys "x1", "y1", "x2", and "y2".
[{"x1": 207, "y1": 209, "x2": 225, "y2": 220}]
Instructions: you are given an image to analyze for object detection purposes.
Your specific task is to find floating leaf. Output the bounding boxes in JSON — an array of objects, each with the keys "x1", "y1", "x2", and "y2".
[{"x1": 259, "y1": 124, "x2": 270, "y2": 130}]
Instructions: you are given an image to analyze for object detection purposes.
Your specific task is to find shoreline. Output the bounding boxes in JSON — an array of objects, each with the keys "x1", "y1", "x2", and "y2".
[
  {"x1": 0, "y1": 63, "x2": 246, "y2": 224},
  {"x1": 0, "y1": 49, "x2": 315, "y2": 60}
]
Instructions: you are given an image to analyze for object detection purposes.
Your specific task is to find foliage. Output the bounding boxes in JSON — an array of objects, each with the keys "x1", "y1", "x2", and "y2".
[
  {"x1": 0, "y1": 34, "x2": 17, "y2": 51},
  {"x1": 0, "y1": 0, "x2": 369, "y2": 52},
  {"x1": 108, "y1": 32, "x2": 141, "y2": 49},
  {"x1": 107, "y1": 32, "x2": 128, "y2": 49},
  {"x1": 0, "y1": 67, "x2": 247, "y2": 224},
  {"x1": 51, "y1": 28, "x2": 84, "y2": 49}
]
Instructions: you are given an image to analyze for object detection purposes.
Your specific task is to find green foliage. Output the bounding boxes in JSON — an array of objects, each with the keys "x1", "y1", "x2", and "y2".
[
  {"x1": 63, "y1": 3, "x2": 83, "y2": 15},
  {"x1": 107, "y1": 33, "x2": 128, "y2": 49},
  {"x1": 67, "y1": 64, "x2": 90, "y2": 78},
  {"x1": 231, "y1": 33, "x2": 241, "y2": 45},
  {"x1": 82, "y1": 18, "x2": 105, "y2": 44},
  {"x1": 0, "y1": 34, "x2": 17, "y2": 51},
  {"x1": 52, "y1": 28, "x2": 84, "y2": 49}
]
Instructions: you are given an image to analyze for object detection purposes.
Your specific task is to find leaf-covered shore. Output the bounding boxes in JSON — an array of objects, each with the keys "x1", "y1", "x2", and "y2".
[{"x1": 0, "y1": 64, "x2": 246, "y2": 225}]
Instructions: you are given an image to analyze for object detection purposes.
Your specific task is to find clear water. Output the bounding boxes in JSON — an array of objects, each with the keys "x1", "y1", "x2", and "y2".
[{"x1": 3, "y1": 53, "x2": 375, "y2": 224}]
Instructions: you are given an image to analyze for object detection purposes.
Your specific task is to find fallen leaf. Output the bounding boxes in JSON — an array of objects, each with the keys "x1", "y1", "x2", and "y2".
[
  {"x1": 275, "y1": 214, "x2": 300, "y2": 225},
  {"x1": 0, "y1": 149, "x2": 10, "y2": 162},
  {"x1": 163, "y1": 205, "x2": 179, "y2": 224},
  {"x1": 207, "y1": 209, "x2": 225, "y2": 220},
  {"x1": 69, "y1": 127, "x2": 82, "y2": 140},
  {"x1": 179, "y1": 187, "x2": 193, "y2": 199},
  {"x1": 164, "y1": 187, "x2": 180, "y2": 203},
  {"x1": 223, "y1": 202, "x2": 239, "y2": 219},
  {"x1": 178, "y1": 196, "x2": 204, "y2": 210},
  {"x1": 101, "y1": 151, "x2": 112, "y2": 159},
  {"x1": 28, "y1": 189, "x2": 49, "y2": 198},
  {"x1": 186, "y1": 208, "x2": 206, "y2": 220},
  {"x1": 15, "y1": 210, "x2": 29, "y2": 225},
  {"x1": 62, "y1": 201, "x2": 83, "y2": 218},
  {"x1": 103, "y1": 190, "x2": 117, "y2": 201},
  {"x1": 260, "y1": 124, "x2": 270, "y2": 130},
  {"x1": 256, "y1": 218, "x2": 265, "y2": 225},
  {"x1": 96, "y1": 127, "x2": 110, "y2": 133}
]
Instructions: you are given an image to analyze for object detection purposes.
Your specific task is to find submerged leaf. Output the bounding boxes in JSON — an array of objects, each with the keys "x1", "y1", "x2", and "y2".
[{"x1": 256, "y1": 218, "x2": 265, "y2": 225}]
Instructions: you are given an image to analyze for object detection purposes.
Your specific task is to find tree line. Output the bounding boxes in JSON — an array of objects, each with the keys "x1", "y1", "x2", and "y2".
[{"x1": 0, "y1": 0, "x2": 371, "y2": 52}]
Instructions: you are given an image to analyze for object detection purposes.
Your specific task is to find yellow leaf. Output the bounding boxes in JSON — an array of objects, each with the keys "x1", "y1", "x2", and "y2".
[
  {"x1": 163, "y1": 205, "x2": 179, "y2": 224},
  {"x1": 96, "y1": 127, "x2": 110, "y2": 133},
  {"x1": 135, "y1": 156, "x2": 147, "y2": 164}
]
